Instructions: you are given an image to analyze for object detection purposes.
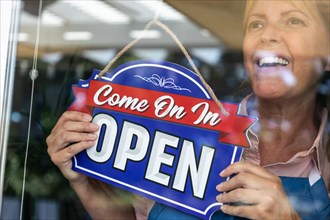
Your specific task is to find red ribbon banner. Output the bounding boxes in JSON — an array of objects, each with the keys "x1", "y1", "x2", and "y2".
[{"x1": 69, "y1": 80, "x2": 256, "y2": 147}]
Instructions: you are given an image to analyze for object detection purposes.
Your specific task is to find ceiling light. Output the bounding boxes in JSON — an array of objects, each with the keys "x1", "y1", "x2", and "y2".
[
  {"x1": 201, "y1": 29, "x2": 211, "y2": 38},
  {"x1": 64, "y1": 0, "x2": 130, "y2": 24},
  {"x1": 129, "y1": 30, "x2": 161, "y2": 39},
  {"x1": 41, "y1": 10, "x2": 64, "y2": 26},
  {"x1": 63, "y1": 31, "x2": 93, "y2": 41},
  {"x1": 191, "y1": 48, "x2": 223, "y2": 65},
  {"x1": 18, "y1": 32, "x2": 29, "y2": 42},
  {"x1": 82, "y1": 49, "x2": 116, "y2": 65},
  {"x1": 135, "y1": 0, "x2": 185, "y2": 21},
  {"x1": 132, "y1": 48, "x2": 168, "y2": 60},
  {"x1": 42, "y1": 52, "x2": 63, "y2": 64}
]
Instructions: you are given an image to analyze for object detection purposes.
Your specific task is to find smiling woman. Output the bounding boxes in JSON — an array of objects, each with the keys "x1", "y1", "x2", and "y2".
[
  {"x1": 243, "y1": 0, "x2": 329, "y2": 100},
  {"x1": 241, "y1": 0, "x2": 330, "y2": 172},
  {"x1": 218, "y1": 0, "x2": 330, "y2": 218}
]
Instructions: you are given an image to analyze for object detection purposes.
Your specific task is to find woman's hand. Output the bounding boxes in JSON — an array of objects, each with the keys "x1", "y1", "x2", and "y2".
[
  {"x1": 216, "y1": 162, "x2": 301, "y2": 220},
  {"x1": 46, "y1": 111, "x2": 99, "y2": 184},
  {"x1": 46, "y1": 111, "x2": 136, "y2": 219}
]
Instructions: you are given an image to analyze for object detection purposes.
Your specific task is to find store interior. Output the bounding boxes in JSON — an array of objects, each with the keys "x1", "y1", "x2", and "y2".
[{"x1": 1, "y1": 0, "x2": 329, "y2": 219}]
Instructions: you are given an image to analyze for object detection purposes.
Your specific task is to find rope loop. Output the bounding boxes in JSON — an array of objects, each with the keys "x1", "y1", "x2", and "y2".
[{"x1": 98, "y1": 1, "x2": 228, "y2": 116}]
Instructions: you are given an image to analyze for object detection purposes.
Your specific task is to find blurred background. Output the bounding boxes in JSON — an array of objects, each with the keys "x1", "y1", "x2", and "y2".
[{"x1": 1, "y1": 0, "x2": 328, "y2": 219}]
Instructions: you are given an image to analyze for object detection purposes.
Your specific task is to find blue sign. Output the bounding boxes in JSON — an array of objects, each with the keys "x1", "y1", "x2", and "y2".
[{"x1": 69, "y1": 60, "x2": 256, "y2": 219}]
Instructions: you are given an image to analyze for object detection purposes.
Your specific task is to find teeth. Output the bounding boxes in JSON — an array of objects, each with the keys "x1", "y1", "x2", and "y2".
[{"x1": 259, "y1": 57, "x2": 289, "y2": 67}]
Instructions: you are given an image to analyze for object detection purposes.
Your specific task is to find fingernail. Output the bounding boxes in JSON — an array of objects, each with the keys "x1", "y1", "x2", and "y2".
[
  {"x1": 88, "y1": 133, "x2": 98, "y2": 139},
  {"x1": 217, "y1": 183, "x2": 223, "y2": 191},
  {"x1": 83, "y1": 114, "x2": 92, "y2": 121},
  {"x1": 221, "y1": 205, "x2": 227, "y2": 212},
  {"x1": 220, "y1": 170, "x2": 225, "y2": 177},
  {"x1": 90, "y1": 123, "x2": 99, "y2": 129},
  {"x1": 87, "y1": 141, "x2": 96, "y2": 146}
]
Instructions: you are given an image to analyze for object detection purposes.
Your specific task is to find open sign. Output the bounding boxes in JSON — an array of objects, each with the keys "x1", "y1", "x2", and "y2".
[{"x1": 69, "y1": 60, "x2": 256, "y2": 219}]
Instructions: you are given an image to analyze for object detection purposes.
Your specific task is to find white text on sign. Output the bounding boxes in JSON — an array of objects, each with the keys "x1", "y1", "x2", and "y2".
[
  {"x1": 93, "y1": 84, "x2": 222, "y2": 127},
  {"x1": 86, "y1": 113, "x2": 216, "y2": 199}
]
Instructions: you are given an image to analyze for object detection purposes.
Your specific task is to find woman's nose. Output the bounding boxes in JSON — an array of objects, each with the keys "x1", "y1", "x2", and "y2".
[{"x1": 260, "y1": 25, "x2": 281, "y2": 46}]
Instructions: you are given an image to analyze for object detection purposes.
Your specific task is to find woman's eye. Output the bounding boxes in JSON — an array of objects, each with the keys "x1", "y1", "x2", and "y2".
[
  {"x1": 248, "y1": 21, "x2": 264, "y2": 30},
  {"x1": 287, "y1": 18, "x2": 305, "y2": 26}
]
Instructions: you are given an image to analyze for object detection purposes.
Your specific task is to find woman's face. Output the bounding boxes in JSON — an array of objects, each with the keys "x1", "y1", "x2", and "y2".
[{"x1": 243, "y1": 0, "x2": 329, "y2": 100}]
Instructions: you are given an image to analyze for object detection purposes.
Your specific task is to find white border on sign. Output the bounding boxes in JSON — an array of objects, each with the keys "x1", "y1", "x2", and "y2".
[{"x1": 74, "y1": 61, "x2": 244, "y2": 218}]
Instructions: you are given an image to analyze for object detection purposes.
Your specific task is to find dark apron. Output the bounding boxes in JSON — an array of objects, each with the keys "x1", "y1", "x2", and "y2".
[{"x1": 148, "y1": 177, "x2": 330, "y2": 220}]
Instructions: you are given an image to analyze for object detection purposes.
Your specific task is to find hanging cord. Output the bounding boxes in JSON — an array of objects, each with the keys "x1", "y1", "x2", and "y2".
[
  {"x1": 19, "y1": 0, "x2": 42, "y2": 219},
  {"x1": 98, "y1": 0, "x2": 228, "y2": 116}
]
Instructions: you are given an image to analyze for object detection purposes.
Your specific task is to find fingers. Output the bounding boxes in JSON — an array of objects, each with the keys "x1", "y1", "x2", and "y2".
[
  {"x1": 51, "y1": 113, "x2": 99, "y2": 140},
  {"x1": 49, "y1": 140, "x2": 96, "y2": 166},
  {"x1": 45, "y1": 111, "x2": 100, "y2": 183},
  {"x1": 215, "y1": 162, "x2": 292, "y2": 219},
  {"x1": 47, "y1": 130, "x2": 98, "y2": 154},
  {"x1": 220, "y1": 161, "x2": 275, "y2": 180},
  {"x1": 216, "y1": 175, "x2": 284, "y2": 202},
  {"x1": 216, "y1": 173, "x2": 269, "y2": 207},
  {"x1": 220, "y1": 204, "x2": 258, "y2": 219},
  {"x1": 216, "y1": 188, "x2": 259, "y2": 205},
  {"x1": 219, "y1": 194, "x2": 292, "y2": 220},
  {"x1": 217, "y1": 162, "x2": 282, "y2": 197},
  {"x1": 216, "y1": 181, "x2": 285, "y2": 219},
  {"x1": 217, "y1": 171, "x2": 279, "y2": 192},
  {"x1": 55, "y1": 111, "x2": 93, "y2": 129},
  {"x1": 46, "y1": 111, "x2": 100, "y2": 167},
  {"x1": 47, "y1": 111, "x2": 99, "y2": 150}
]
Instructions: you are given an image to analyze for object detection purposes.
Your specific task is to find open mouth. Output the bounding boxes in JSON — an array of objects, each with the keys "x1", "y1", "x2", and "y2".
[{"x1": 258, "y1": 57, "x2": 289, "y2": 67}]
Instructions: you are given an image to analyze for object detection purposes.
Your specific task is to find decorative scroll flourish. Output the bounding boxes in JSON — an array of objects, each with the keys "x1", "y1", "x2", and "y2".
[{"x1": 134, "y1": 74, "x2": 191, "y2": 92}]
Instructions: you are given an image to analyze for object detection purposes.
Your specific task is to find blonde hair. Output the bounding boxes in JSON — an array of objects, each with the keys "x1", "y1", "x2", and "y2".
[{"x1": 243, "y1": 0, "x2": 330, "y2": 31}]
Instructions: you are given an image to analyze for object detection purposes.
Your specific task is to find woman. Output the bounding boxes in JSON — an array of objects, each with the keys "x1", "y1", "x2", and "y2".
[
  {"x1": 47, "y1": 0, "x2": 330, "y2": 219},
  {"x1": 214, "y1": 0, "x2": 330, "y2": 218}
]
